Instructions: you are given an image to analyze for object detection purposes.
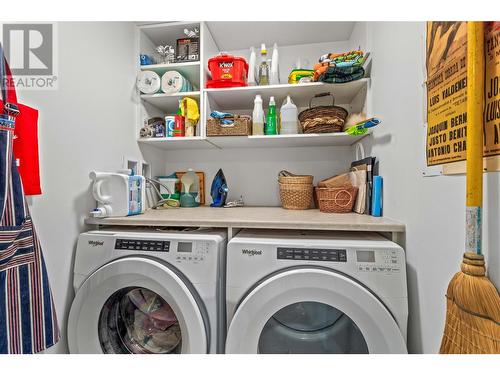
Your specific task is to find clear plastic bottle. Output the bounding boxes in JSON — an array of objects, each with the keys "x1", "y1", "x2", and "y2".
[
  {"x1": 258, "y1": 43, "x2": 269, "y2": 86},
  {"x1": 252, "y1": 94, "x2": 265, "y2": 135}
]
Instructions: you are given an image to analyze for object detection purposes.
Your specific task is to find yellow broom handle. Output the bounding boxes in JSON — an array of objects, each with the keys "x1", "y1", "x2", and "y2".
[{"x1": 465, "y1": 21, "x2": 484, "y2": 255}]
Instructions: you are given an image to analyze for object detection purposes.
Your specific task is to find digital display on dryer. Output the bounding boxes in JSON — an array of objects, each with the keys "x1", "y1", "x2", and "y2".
[
  {"x1": 277, "y1": 248, "x2": 347, "y2": 262},
  {"x1": 115, "y1": 239, "x2": 170, "y2": 252}
]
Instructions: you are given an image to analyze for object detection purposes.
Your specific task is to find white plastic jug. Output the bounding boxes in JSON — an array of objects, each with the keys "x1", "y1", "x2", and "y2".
[
  {"x1": 89, "y1": 171, "x2": 146, "y2": 218},
  {"x1": 280, "y1": 95, "x2": 299, "y2": 134}
]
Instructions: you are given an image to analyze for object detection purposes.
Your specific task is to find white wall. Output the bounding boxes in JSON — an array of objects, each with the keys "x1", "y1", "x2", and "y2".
[
  {"x1": 16, "y1": 22, "x2": 163, "y2": 353},
  {"x1": 364, "y1": 22, "x2": 500, "y2": 353},
  {"x1": 159, "y1": 146, "x2": 353, "y2": 206}
]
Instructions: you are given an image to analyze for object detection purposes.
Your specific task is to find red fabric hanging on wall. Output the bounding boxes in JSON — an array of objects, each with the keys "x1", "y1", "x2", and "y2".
[{"x1": 0, "y1": 61, "x2": 42, "y2": 196}]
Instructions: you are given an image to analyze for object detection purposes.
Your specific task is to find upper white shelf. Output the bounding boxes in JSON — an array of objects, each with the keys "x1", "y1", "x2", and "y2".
[
  {"x1": 205, "y1": 79, "x2": 369, "y2": 110},
  {"x1": 140, "y1": 61, "x2": 200, "y2": 87},
  {"x1": 207, "y1": 132, "x2": 370, "y2": 149},
  {"x1": 138, "y1": 137, "x2": 215, "y2": 150},
  {"x1": 141, "y1": 91, "x2": 200, "y2": 112}
]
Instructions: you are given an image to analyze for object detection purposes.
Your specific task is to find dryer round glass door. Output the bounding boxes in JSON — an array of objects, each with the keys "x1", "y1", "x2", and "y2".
[
  {"x1": 258, "y1": 301, "x2": 368, "y2": 354},
  {"x1": 68, "y1": 257, "x2": 209, "y2": 354},
  {"x1": 225, "y1": 268, "x2": 407, "y2": 354}
]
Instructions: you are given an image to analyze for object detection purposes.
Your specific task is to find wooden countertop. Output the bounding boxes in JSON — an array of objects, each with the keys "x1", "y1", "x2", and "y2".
[{"x1": 85, "y1": 206, "x2": 405, "y2": 233}]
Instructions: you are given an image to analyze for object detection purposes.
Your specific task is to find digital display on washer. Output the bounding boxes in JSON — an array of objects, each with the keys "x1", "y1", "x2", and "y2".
[
  {"x1": 277, "y1": 248, "x2": 347, "y2": 262},
  {"x1": 115, "y1": 239, "x2": 170, "y2": 252},
  {"x1": 177, "y1": 242, "x2": 193, "y2": 253},
  {"x1": 356, "y1": 250, "x2": 375, "y2": 263}
]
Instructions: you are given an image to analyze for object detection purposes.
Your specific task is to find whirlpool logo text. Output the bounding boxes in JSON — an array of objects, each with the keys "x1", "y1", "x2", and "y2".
[
  {"x1": 88, "y1": 240, "x2": 104, "y2": 247},
  {"x1": 241, "y1": 249, "x2": 263, "y2": 256}
]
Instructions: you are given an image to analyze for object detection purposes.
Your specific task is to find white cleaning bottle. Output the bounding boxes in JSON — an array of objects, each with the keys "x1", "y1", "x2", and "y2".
[
  {"x1": 270, "y1": 43, "x2": 280, "y2": 85},
  {"x1": 252, "y1": 94, "x2": 265, "y2": 135},
  {"x1": 280, "y1": 96, "x2": 299, "y2": 134},
  {"x1": 248, "y1": 46, "x2": 256, "y2": 86},
  {"x1": 89, "y1": 171, "x2": 146, "y2": 217}
]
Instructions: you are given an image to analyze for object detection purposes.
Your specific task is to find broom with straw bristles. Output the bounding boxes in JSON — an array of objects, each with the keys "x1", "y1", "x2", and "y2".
[{"x1": 439, "y1": 21, "x2": 500, "y2": 354}]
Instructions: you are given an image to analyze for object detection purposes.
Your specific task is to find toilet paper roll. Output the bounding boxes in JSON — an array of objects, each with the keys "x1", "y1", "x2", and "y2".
[
  {"x1": 161, "y1": 71, "x2": 192, "y2": 94},
  {"x1": 137, "y1": 70, "x2": 161, "y2": 94}
]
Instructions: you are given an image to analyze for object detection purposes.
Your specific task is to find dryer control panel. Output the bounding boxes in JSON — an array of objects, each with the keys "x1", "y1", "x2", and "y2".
[
  {"x1": 356, "y1": 249, "x2": 401, "y2": 273},
  {"x1": 277, "y1": 247, "x2": 347, "y2": 262}
]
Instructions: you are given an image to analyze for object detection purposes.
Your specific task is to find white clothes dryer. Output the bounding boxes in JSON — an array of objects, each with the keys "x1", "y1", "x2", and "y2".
[
  {"x1": 67, "y1": 227, "x2": 226, "y2": 354},
  {"x1": 226, "y1": 229, "x2": 408, "y2": 354}
]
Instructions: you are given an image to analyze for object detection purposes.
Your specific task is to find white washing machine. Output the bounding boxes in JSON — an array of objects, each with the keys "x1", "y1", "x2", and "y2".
[
  {"x1": 226, "y1": 229, "x2": 408, "y2": 354},
  {"x1": 67, "y1": 227, "x2": 226, "y2": 354}
]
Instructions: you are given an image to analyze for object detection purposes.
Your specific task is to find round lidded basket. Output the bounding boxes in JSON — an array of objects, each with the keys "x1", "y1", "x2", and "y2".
[
  {"x1": 298, "y1": 93, "x2": 348, "y2": 134},
  {"x1": 279, "y1": 183, "x2": 313, "y2": 210},
  {"x1": 315, "y1": 186, "x2": 358, "y2": 213},
  {"x1": 278, "y1": 170, "x2": 314, "y2": 185}
]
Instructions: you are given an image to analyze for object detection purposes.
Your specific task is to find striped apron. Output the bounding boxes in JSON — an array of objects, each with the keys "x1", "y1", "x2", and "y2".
[{"x1": 0, "y1": 51, "x2": 60, "y2": 353}]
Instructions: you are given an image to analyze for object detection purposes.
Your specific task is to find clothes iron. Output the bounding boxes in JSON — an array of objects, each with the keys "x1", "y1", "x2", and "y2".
[{"x1": 210, "y1": 168, "x2": 229, "y2": 207}]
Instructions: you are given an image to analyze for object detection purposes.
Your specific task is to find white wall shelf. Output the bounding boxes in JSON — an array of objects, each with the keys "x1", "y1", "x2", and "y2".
[
  {"x1": 137, "y1": 137, "x2": 215, "y2": 150},
  {"x1": 207, "y1": 132, "x2": 370, "y2": 149},
  {"x1": 141, "y1": 91, "x2": 200, "y2": 112},
  {"x1": 140, "y1": 61, "x2": 201, "y2": 87},
  {"x1": 205, "y1": 79, "x2": 369, "y2": 111}
]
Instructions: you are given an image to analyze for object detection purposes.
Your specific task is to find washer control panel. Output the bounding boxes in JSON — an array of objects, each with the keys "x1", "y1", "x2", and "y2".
[
  {"x1": 277, "y1": 247, "x2": 347, "y2": 262},
  {"x1": 175, "y1": 241, "x2": 210, "y2": 263},
  {"x1": 356, "y1": 249, "x2": 400, "y2": 273},
  {"x1": 115, "y1": 238, "x2": 170, "y2": 252}
]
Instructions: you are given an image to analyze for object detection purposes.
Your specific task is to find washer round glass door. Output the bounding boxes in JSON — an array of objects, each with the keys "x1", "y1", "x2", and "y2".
[
  {"x1": 225, "y1": 268, "x2": 406, "y2": 354},
  {"x1": 68, "y1": 257, "x2": 208, "y2": 354}
]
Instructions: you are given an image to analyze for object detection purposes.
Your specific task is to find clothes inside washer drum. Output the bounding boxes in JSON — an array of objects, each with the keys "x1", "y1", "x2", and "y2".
[{"x1": 258, "y1": 302, "x2": 368, "y2": 354}]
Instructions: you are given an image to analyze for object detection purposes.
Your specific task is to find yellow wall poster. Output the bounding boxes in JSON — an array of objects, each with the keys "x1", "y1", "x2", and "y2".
[
  {"x1": 484, "y1": 22, "x2": 500, "y2": 156},
  {"x1": 426, "y1": 22, "x2": 500, "y2": 167},
  {"x1": 426, "y1": 22, "x2": 468, "y2": 166}
]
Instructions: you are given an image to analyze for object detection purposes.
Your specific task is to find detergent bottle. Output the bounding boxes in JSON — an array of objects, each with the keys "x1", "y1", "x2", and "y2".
[
  {"x1": 279, "y1": 95, "x2": 299, "y2": 134},
  {"x1": 265, "y1": 96, "x2": 278, "y2": 135},
  {"x1": 89, "y1": 171, "x2": 146, "y2": 217},
  {"x1": 252, "y1": 94, "x2": 265, "y2": 135}
]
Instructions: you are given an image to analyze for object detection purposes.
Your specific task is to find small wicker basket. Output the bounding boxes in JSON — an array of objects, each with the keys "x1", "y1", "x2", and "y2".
[
  {"x1": 207, "y1": 115, "x2": 252, "y2": 136},
  {"x1": 298, "y1": 93, "x2": 348, "y2": 134},
  {"x1": 278, "y1": 175, "x2": 314, "y2": 185},
  {"x1": 279, "y1": 183, "x2": 313, "y2": 210},
  {"x1": 315, "y1": 186, "x2": 358, "y2": 213}
]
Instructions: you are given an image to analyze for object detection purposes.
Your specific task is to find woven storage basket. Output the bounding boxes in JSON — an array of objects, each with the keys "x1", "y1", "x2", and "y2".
[
  {"x1": 315, "y1": 186, "x2": 358, "y2": 213},
  {"x1": 278, "y1": 170, "x2": 314, "y2": 185},
  {"x1": 207, "y1": 115, "x2": 252, "y2": 136},
  {"x1": 298, "y1": 93, "x2": 348, "y2": 134},
  {"x1": 278, "y1": 175, "x2": 314, "y2": 185},
  {"x1": 279, "y1": 182, "x2": 313, "y2": 210}
]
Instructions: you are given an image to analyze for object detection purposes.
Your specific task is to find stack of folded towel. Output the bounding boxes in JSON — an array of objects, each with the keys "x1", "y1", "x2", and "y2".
[{"x1": 313, "y1": 50, "x2": 368, "y2": 83}]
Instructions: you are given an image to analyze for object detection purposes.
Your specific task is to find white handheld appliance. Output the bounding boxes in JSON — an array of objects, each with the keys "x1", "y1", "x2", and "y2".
[{"x1": 89, "y1": 171, "x2": 146, "y2": 218}]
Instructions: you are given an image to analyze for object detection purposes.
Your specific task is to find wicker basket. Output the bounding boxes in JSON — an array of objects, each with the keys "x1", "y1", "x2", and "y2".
[
  {"x1": 315, "y1": 186, "x2": 358, "y2": 213},
  {"x1": 278, "y1": 175, "x2": 314, "y2": 185},
  {"x1": 298, "y1": 93, "x2": 348, "y2": 134},
  {"x1": 206, "y1": 115, "x2": 252, "y2": 136},
  {"x1": 279, "y1": 182, "x2": 313, "y2": 210}
]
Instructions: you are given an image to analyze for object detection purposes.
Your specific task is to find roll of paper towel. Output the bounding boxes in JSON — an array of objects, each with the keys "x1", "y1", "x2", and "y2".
[
  {"x1": 137, "y1": 70, "x2": 161, "y2": 94},
  {"x1": 161, "y1": 71, "x2": 192, "y2": 94}
]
